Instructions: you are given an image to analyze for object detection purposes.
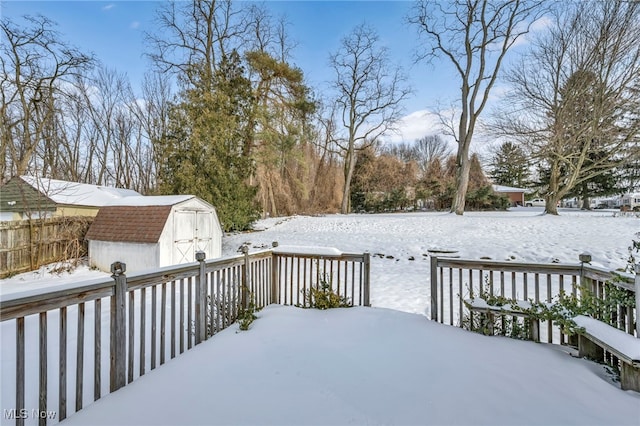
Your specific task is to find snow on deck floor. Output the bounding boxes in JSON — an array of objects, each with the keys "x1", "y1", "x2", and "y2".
[{"x1": 61, "y1": 305, "x2": 640, "y2": 426}]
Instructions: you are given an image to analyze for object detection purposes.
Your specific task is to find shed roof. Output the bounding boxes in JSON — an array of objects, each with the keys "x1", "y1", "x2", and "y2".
[
  {"x1": 85, "y1": 205, "x2": 172, "y2": 243},
  {"x1": 20, "y1": 176, "x2": 140, "y2": 207}
]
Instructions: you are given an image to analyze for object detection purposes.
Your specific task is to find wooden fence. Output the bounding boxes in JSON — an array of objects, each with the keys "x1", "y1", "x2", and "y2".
[
  {"x1": 0, "y1": 247, "x2": 370, "y2": 426},
  {"x1": 0, "y1": 217, "x2": 92, "y2": 278},
  {"x1": 430, "y1": 255, "x2": 639, "y2": 344}
]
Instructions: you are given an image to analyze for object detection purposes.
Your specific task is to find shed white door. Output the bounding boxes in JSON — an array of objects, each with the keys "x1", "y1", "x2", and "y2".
[{"x1": 173, "y1": 210, "x2": 213, "y2": 264}]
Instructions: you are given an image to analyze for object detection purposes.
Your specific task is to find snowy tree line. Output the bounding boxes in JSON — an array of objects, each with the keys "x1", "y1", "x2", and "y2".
[{"x1": 2, "y1": 0, "x2": 638, "y2": 230}]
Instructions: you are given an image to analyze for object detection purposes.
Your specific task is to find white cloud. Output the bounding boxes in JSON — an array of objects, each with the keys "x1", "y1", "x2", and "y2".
[
  {"x1": 382, "y1": 109, "x2": 443, "y2": 144},
  {"x1": 511, "y1": 16, "x2": 553, "y2": 48},
  {"x1": 130, "y1": 21, "x2": 140, "y2": 30},
  {"x1": 102, "y1": 4, "x2": 115, "y2": 11}
]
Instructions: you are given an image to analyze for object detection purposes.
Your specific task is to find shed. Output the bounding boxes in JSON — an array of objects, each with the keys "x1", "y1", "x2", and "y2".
[
  {"x1": 492, "y1": 185, "x2": 531, "y2": 207},
  {"x1": 0, "y1": 176, "x2": 140, "y2": 221},
  {"x1": 85, "y1": 195, "x2": 223, "y2": 273}
]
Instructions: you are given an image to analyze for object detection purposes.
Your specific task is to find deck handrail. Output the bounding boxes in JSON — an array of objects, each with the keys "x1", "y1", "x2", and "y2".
[
  {"x1": 0, "y1": 247, "x2": 371, "y2": 426},
  {"x1": 430, "y1": 255, "x2": 637, "y2": 340}
]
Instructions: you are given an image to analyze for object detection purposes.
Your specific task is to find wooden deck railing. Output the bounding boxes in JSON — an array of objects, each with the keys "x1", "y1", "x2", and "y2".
[
  {"x1": 0, "y1": 247, "x2": 370, "y2": 426},
  {"x1": 430, "y1": 255, "x2": 638, "y2": 344}
]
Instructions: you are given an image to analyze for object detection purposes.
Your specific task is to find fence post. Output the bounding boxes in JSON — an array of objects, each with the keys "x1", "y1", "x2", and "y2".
[
  {"x1": 635, "y1": 264, "x2": 640, "y2": 338},
  {"x1": 271, "y1": 242, "x2": 279, "y2": 304},
  {"x1": 110, "y1": 262, "x2": 126, "y2": 392},
  {"x1": 430, "y1": 256, "x2": 438, "y2": 322},
  {"x1": 241, "y1": 246, "x2": 249, "y2": 310},
  {"x1": 579, "y1": 252, "x2": 593, "y2": 292},
  {"x1": 195, "y1": 251, "x2": 206, "y2": 345},
  {"x1": 363, "y1": 252, "x2": 371, "y2": 307}
]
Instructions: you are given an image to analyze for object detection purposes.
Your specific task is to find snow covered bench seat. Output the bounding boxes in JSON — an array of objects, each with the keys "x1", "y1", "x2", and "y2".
[
  {"x1": 573, "y1": 315, "x2": 640, "y2": 392},
  {"x1": 463, "y1": 298, "x2": 541, "y2": 342}
]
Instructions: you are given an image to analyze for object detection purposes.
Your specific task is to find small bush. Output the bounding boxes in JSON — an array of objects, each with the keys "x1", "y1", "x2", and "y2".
[
  {"x1": 238, "y1": 293, "x2": 258, "y2": 331},
  {"x1": 305, "y1": 275, "x2": 351, "y2": 309}
]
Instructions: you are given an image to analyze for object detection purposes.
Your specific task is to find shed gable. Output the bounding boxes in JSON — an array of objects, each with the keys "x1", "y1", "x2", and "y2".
[{"x1": 85, "y1": 206, "x2": 171, "y2": 243}]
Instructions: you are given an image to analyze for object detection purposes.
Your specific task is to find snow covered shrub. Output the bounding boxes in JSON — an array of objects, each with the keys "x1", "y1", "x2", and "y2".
[
  {"x1": 304, "y1": 275, "x2": 351, "y2": 309},
  {"x1": 462, "y1": 291, "x2": 539, "y2": 340}
]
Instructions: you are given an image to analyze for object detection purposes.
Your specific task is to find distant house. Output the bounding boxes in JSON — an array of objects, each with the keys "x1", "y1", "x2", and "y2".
[
  {"x1": 492, "y1": 185, "x2": 530, "y2": 207},
  {"x1": 85, "y1": 195, "x2": 223, "y2": 273},
  {"x1": 0, "y1": 176, "x2": 140, "y2": 221},
  {"x1": 621, "y1": 193, "x2": 640, "y2": 210}
]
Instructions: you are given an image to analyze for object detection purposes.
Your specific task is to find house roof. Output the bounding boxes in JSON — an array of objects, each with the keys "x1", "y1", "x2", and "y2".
[
  {"x1": 0, "y1": 177, "x2": 56, "y2": 213},
  {"x1": 20, "y1": 176, "x2": 140, "y2": 207},
  {"x1": 492, "y1": 184, "x2": 532, "y2": 193},
  {"x1": 107, "y1": 195, "x2": 195, "y2": 207},
  {"x1": 85, "y1": 205, "x2": 172, "y2": 243}
]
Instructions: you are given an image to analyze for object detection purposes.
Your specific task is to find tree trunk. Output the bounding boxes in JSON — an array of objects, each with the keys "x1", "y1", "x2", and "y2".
[
  {"x1": 545, "y1": 162, "x2": 561, "y2": 215},
  {"x1": 545, "y1": 197, "x2": 559, "y2": 215},
  {"x1": 451, "y1": 143, "x2": 471, "y2": 215},
  {"x1": 341, "y1": 150, "x2": 357, "y2": 214},
  {"x1": 580, "y1": 182, "x2": 590, "y2": 210}
]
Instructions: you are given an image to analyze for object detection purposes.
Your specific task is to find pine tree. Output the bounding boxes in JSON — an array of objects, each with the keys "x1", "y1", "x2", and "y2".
[
  {"x1": 490, "y1": 142, "x2": 530, "y2": 188},
  {"x1": 156, "y1": 51, "x2": 260, "y2": 231}
]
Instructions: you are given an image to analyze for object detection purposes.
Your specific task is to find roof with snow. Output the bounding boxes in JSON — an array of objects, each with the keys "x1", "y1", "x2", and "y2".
[
  {"x1": 20, "y1": 176, "x2": 140, "y2": 207},
  {"x1": 492, "y1": 184, "x2": 532, "y2": 193},
  {"x1": 105, "y1": 195, "x2": 195, "y2": 207}
]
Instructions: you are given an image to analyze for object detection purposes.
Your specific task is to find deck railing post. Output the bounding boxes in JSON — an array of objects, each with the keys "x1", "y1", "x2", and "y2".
[
  {"x1": 110, "y1": 262, "x2": 126, "y2": 392},
  {"x1": 241, "y1": 246, "x2": 249, "y2": 310},
  {"x1": 430, "y1": 256, "x2": 438, "y2": 322},
  {"x1": 635, "y1": 264, "x2": 640, "y2": 338},
  {"x1": 579, "y1": 252, "x2": 593, "y2": 293},
  {"x1": 195, "y1": 251, "x2": 207, "y2": 345},
  {"x1": 271, "y1": 242, "x2": 279, "y2": 304},
  {"x1": 363, "y1": 252, "x2": 371, "y2": 307}
]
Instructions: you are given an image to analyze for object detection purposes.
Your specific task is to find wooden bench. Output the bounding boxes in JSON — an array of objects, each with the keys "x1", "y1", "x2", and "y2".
[
  {"x1": 464, "y1": 298, "x2": 541, "y2": 342},
  {"x1": 573, "y1": 315, "x2": 640, "y2": 392}
]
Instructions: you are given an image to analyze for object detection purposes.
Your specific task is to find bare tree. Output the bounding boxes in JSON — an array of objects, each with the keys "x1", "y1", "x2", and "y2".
[
  {"x1": 384, "y1": 134, "x2": 451, "y2": 178},
  {"x1": 493, "y1": 1, "x2": 640, "y2": 214},
  {"x1": 414, "y1": 134, "x2": 452, "y2": 176},
  {"x1": 329, "y1": 23, "x2": 411, "y2": 214},
  {"x1": 408, "y1": 0, "x2": 546, "y2": 215},
  {"x1": 132, "y1": 72, "x2": 175, "y2": 193},
  {"x1": 146, "y1": 0, "x2": 249, "y2": 86},
  {"x1": 0, "y1": 15, "x2": 93, "y2": 181}
]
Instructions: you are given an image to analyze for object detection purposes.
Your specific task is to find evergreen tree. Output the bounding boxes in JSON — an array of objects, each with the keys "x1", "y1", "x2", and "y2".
[
  {"x1": 490, "y1": 142, "x2": 530, "y2": 188},
  {"x1": 156, "y1": 51, "x2": 260, "y2": 231}
]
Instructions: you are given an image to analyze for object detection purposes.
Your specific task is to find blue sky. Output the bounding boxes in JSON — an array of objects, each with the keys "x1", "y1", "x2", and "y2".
[{"x1": 1, "y1": 0, "x2": 505, "y2": 143}]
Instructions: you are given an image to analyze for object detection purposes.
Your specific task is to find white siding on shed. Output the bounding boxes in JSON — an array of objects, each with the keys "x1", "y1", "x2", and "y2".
[{"x1": 89, "y1": 241, "x2": 159, "y2": 273}]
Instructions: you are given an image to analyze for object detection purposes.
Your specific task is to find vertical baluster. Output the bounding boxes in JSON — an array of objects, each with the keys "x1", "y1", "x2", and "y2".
[
  {"x1": 39, "y1": 312, "x2": 47, "y2": 426},
  {"x1": 140, "y1": 288, "x2": 146, "y2": 376},
  {"x1": 16, "y1": 317, "x2": 25, "y2": 426},
  {"x1": 180, "y1": 279, "x2": 185, "y2": 354},
  {"x1": 59, "y1": 307, "x2": 67, "y2": 421},
  {"x1": 458, "y1": 268, "x2": 463, "y2": 327},
  {"x1": 128, "y1": 292, "x2": 134, "y2": 384},
  {"x1": 75, "y1": 304, "x2": 84, "y2": 413},
  {"x1": 94, "y1": 299, "x2": 101, "y2": 402},
  {"x1": 161, "y1": 282, "x2": 167, "y2": 363},
  {"x1": 171, "y1": 281, "x2": 176, "y2": 356},
  {"x1": 152, "y1": 285, "x2": 157, "y2": 368}
]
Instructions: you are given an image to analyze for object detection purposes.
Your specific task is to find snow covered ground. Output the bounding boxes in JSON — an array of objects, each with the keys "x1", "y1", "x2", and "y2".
[
  {"x1": 223, "y1": 208, "x2": 639, "y2": 315},
  {"x1": 1, "y1": 208, "x2": 639, "y2": 425}
]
